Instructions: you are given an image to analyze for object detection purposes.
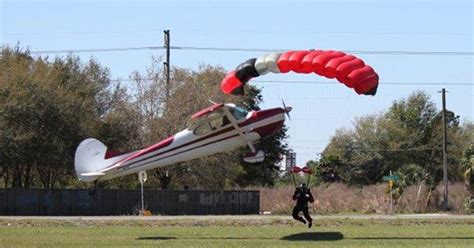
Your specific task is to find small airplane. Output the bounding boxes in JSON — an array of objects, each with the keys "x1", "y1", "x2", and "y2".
[{"x1": 74, "y1": 102, "x2": 292, "y2": 182}]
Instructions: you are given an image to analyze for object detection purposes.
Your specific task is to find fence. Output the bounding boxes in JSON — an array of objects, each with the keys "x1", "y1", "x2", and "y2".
[{"x1": 0, "y1": 188, "x2": 260, "y2": 216}]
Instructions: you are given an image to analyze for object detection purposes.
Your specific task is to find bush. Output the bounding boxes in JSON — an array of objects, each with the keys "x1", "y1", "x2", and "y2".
[{"x1": 258, "y1": 182, "x2": 469, "y2": 214}]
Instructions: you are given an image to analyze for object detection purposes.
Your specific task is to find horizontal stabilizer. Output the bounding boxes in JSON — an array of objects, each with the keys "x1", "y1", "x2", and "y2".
[
  {"x1": 79, "y1": 172, "x2": 106, "y2": 182},
  {"x1": 81, "y1": 172, "x2": 106, "y2": 177}
]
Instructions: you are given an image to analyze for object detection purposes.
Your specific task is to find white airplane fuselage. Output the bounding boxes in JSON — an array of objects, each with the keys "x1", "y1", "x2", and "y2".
[{"x1": 77, "y1": 106, "x2": 286, "y2": 182}]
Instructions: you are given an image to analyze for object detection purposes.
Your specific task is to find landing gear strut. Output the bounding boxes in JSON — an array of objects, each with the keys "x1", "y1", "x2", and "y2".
[{"x1": 88, "y1": 180, "x2": 101, "y2": 196}]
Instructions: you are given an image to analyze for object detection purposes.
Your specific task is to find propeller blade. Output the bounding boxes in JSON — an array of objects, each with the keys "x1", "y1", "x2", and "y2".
[{"x1": 281, "y1": 99, "x2": 292, "y2": 121}]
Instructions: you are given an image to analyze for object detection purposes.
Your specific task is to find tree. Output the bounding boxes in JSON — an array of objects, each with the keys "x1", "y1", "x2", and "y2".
[
  {"x1": 0, "y1": 47, "x2": 136, "y2": 188},
  {"x1": 125, "y1": 59, "x2": 287, "y2": 189},
  {"x1": 319, "y1": 91, "x2": 469, "y2": 188},
  {"x1": 460, "y1": 138, "x2": 473, "y2": 212}
]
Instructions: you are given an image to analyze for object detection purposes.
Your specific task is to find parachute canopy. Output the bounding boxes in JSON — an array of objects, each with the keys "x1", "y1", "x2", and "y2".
[
  {"x1": 221, "y1": 50, "x2": 379, "y2": 96},
  {"x1": 291, "y1": 166, "x2": 312, "y2": 174}
]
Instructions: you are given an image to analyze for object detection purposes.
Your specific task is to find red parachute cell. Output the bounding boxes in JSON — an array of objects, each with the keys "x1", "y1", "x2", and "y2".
[
  {"x1": 302, "y1": 167, "x2": 312, "y2": 174},
  {"x1": 220, "y1": 49, "x2": 379, "y2": 96},
  {"x1": 291, "y1": 166, "x2": 302, "y2": 173},
  {"x1": 324, "y1": 55, "x2": 356, "y2": 78},
  {"x1": 288, "y1": 51, "x2": 310, "y2": 73},
  {"x1": 347, "y1": 65, "x2": 375, "y2": 87},
  {"x1": 354, "y1": 73, "x2": 379, "y2": 95},
  {"x1": 220, "y1": 70, "x2": 242, "y2": 95},
  {"x1": 336, "y1": 58, "x2": 365, "y2": 87},
  {"x1": 312, "y1": 51, "x2": 345, "y2": 76},
  {"x1": 300, "y1": 50, "x2": 323, "y2": 73},
  {"x1": 277, "y1": 51, "x2": 295, "y2": 73}
]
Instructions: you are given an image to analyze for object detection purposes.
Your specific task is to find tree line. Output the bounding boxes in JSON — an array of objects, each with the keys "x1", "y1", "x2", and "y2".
[{"x1": 306, "y1": 91, "x2": 473, "y2": 208}]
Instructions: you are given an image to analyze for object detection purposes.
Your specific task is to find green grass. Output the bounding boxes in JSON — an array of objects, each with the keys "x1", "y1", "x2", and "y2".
[{"x1": 1, "y1": 219, "x2": 473, "y2": 247}]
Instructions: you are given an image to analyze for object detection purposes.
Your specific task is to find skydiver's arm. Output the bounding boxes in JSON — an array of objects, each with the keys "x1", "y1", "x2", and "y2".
[
  {"x1": 308, "y1": 190, "x2": 314, "y2": 203},
  {"x1": 292, "y1": 189, "x2": 300, "y2": 201}
]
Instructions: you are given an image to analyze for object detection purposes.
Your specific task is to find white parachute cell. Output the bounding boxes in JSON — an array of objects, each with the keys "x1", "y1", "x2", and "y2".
[
  {"x1": 264, "y1": 53, "x2": 281, "y2": 73},
  {"x1": 254, "y1": 55, "x2": 270, "y2": 75}
]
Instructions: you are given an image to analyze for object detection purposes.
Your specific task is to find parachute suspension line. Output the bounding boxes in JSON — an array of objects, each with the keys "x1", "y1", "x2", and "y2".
[
  {"x1": 291, "y1": 166, "x2": 313, "y2": 187},
  {"x1": 291, "y1": 172, "x2": 298, "y2": 187},
  {"x1": 306, "y1": 169, "x2": 312, "y2": 188}
]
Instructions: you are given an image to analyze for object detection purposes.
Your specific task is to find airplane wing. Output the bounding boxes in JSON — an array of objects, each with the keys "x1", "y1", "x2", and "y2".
[
  {"x1": 188, "y1": 103, "x2": 226, "y2": 128},
  {"x1": 191, "y1": 103, "x2": 225, "y2": 119}
]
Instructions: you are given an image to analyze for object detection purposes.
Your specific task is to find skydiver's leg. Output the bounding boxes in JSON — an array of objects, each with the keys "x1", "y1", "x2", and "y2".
[
  {"x1": 292, "y1": 205, "x2": 306, "y2": 224},
  {"x1": 302, "y1": 206, "x2": 313, "y2": 228},
  {"x1": 302, "y1": 206, "x2": 312, "y2": 222}
]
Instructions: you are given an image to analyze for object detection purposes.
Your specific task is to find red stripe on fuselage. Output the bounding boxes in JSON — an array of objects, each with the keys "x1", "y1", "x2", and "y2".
[
  {"x1": 120, "y1": 133, "x2": 241, "y2": 172},
  {"x1": 118, "y1": 126, "x2": 236, "y2": 169},
  {"x1": 121, "y1": 136, "x2": 174, "y2": 164},
  {"x1": 104, "y1": 150, "x2": 128, "y2": 159}
]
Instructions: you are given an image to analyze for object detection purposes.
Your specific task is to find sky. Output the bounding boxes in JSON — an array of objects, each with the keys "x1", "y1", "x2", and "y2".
[{"x1": 1, "y1": 0, "x2": 473, "y2": 166}]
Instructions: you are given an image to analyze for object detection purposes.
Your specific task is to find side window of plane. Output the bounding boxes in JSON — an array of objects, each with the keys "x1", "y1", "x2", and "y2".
[
  {"x1": 194, "y1": 121, "x2": 212, "y2": 136},
  {"x1": 209, "y1": 117, "x2": 224, "y2": 130},
  {"x1": 222, "y1": 116, "x2": 230, "y2": 126}
]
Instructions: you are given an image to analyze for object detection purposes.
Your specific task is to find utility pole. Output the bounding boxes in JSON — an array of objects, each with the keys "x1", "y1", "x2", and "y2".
[
  {"x1": 441, "y1": 88, "x2": 449, "y2": 211},
  {"x1": 163, "y1": 29, "x2": 170, "y2": 101},
  {"x1": 162, "y1": 30, "x2": 171, "y2": 190}
]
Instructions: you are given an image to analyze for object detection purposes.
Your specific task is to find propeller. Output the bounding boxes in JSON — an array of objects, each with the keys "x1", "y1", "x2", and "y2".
[{"x1": 281, "y1": 99, "x2": 292, "y2": 121}]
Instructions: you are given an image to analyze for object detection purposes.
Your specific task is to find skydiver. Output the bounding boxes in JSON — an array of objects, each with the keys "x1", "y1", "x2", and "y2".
[{"x1": 292, "y1": 183, "x2": 314, "y2": 228}]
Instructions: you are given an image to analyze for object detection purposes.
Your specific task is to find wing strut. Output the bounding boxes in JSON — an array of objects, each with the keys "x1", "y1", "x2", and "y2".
[{"x1": 222, "y1": 107, "x2": 257, "y2": 153}]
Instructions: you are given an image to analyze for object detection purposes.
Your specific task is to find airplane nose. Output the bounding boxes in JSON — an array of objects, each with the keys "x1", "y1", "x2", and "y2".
[{"x1": 283, "y1": 106, "x2": 292, "y2": 121}]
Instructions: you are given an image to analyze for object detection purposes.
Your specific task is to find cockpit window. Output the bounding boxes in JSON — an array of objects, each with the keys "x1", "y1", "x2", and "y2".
[
  {"x1": 209, "y1": 117, "x2": 223, "y2": 130},
  {"x1": 229, "y1": 106, "x2": 248, "y2": 120},
  {"x1": 189, "y1": 106, "x2": 247, "y2": 136},
  {"x1": 193, "y1": 121, "x2": 212, "y2": 136},
  {"x1": 193, "y1": 116, "x2": 231, "y2": 136}
]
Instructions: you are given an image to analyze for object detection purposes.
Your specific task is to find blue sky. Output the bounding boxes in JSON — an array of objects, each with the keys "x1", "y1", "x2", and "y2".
[{"x1": 1, "y1": 0, "x2": 473, "y2": 166}]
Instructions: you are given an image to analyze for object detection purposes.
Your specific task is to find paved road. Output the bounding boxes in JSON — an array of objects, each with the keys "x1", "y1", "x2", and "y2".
[{"x1": 1, "y1": 213, "x2": 473, "y2": 221}]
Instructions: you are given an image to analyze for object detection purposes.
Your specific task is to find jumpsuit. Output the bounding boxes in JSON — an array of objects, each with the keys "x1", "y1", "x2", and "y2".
[{"x1": 292, "y1": 187, "x2": 314, "y2": 224}]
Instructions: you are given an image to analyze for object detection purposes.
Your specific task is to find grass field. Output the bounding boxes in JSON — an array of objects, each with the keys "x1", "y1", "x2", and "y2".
[{"x1": 1, "y1": 217, "x2": 473, "y2": 247}]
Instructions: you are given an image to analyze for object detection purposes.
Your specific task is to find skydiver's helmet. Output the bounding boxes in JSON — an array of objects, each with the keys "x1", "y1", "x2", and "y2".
[{"x1": 300, "y1": 183, "x2": 307, "y2": 190}]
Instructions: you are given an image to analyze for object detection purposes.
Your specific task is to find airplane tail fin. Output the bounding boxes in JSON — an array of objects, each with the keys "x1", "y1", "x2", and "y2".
[{"x1": 74, "y1": 138, "x2": 131, "y2": 182}]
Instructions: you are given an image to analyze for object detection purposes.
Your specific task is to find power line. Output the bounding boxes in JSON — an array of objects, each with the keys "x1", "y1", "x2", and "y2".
[
  {"x1": 173, "y1": 46, "x2": 281, "y2": 53},
  {"x1": 112, "y1": 77, "x2": 473, "y2": 86},
  {"x1": 28, "y1": 45, "x2": 474, "y2": 56},
  {"x1": 253, "y1": 80, "x2": 474, "y2": 86},
  {"x1": 5, "y1": 29, "x2": 471, "y2": 37},
  {"x1": 174, "y1": 46, "x2": 474, "y2": 56},
  {"x1": 357, "y1": 147, "x2": 435, "y2": 151},
  {"x1": 30, "y1": 46, "x2": 164, "y2": 54}
]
